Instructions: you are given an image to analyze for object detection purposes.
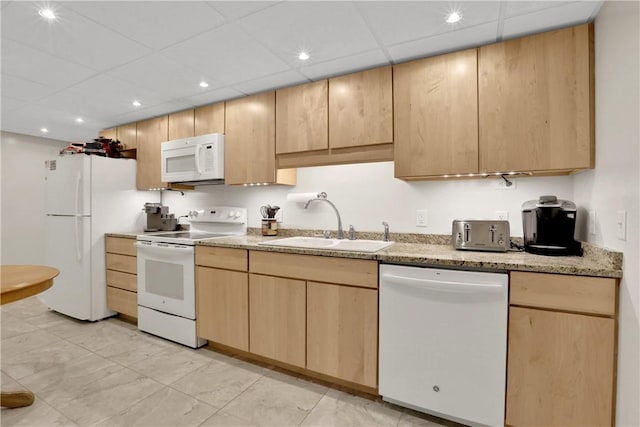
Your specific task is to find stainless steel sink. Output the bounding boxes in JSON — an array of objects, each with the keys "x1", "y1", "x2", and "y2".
[{"x1": 258, "y1": 236, "x2": 394, "y2": 253}]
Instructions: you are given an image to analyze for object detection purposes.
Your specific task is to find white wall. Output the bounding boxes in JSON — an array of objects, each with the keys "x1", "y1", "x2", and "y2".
[
  {"x1": 573, "y1": 2, "x2": 640, "y2": 426},
  {"x1": 0, "y1": 131, "x2": 69, "y2": 264},
  {"x1": 163, "y1": 162, "x2": 574, "y2": 237}
]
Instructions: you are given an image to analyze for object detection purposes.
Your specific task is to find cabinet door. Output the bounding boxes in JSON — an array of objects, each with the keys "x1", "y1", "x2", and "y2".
[
  {"x1": 99, "y1": 127, "x2": 117, "y2": 141},
  {"x1": 117, "y1": 122, "x2": 137, "y2": 150},
  {"x1": 195, "y1": 103, "x2": 224, "y2": 136},
  {"x1": 329, "y1": 67, "x2": 392, "y2": 149},
  {"x1": 307, "y1": 282, "x2": 378, "y2": 388},
  {"x1": 225, "y1": 92, "x2": 277, "y2": 185},
  {"x1": 394, "y1": 49, "x2": 478, "y2": 178},
  {"x1": 196, "y1": 267, "x2": 248, "y2": 351},
  {"x1": 506, "y1": 307, "x2": 615, "y2": 427},
  {"x1": 479, "y1": 24, "x2": 593, "y2": 173},
  {"x1": 168, "y1": 109, "x2": 195, "y2": 140},
  {"x1": 249, "y1": 274, "x2": 306, "y2": 367},
  {"x1": 276, "y1": 80, "x2": 328, "y2": 154},
  {"x1": 136, "y1": 116, "x2": 168, "y2": 190}
]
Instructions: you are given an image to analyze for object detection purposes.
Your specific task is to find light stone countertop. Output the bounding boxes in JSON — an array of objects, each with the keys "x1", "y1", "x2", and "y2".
[{"x1": 105, "y1": 231, "x2": 623, "y2": 278}]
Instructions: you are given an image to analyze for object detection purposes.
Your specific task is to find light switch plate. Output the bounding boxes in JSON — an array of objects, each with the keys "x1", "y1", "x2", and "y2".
[
  {"x1": 416, "y1": 209, "x2": 428, "y2": 227},
  {"x1": 616, "y1": 210, "x2": 627, "y2": 241},
  {"x1": 275, "y1": 209, "x2": 283, "y2": 223}
]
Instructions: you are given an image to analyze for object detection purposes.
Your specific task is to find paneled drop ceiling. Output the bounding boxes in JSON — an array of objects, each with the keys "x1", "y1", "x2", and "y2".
[{"x1": 1, "y1": 1, "x2": 602, "y2": 142}]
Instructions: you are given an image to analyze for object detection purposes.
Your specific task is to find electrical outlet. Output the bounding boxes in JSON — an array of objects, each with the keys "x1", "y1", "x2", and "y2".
[
  {"x1": 416, "y1": 209, "x2": 428, "y2": 227},
  {"x1": 616, "y1": 210, "x2": 627, "y2": 241},
  {"x1": 495, "y1": 178, "x2": 517, "y2": 190},
  {"x1": 495, "y1": 211, "x2": 509, "y2": 221},
  {"x1": 589, "y1": 210, "x2": 596, "y2": 235},
  {"x1": 275, "y1": 209, "x2": 283, "y2": 223}
]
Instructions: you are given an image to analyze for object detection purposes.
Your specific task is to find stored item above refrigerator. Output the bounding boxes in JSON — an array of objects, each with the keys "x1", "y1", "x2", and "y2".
[
  {"x1": 522, "y1": 195, "x2": 583, "y2": 256},
  {"x1": 452, "y1": 219, "x2": 510, "y2": 252}
]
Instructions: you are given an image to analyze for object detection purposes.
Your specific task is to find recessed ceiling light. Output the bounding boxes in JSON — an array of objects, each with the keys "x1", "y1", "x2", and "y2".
[
  {"x1": 298, "y1": 51, "x2": 310, "y2": 61},
  {"x1": 38, "y1": 8, "x2": 56, "y2": 20},
  {"x1": 199, "y1": 81, "x2": 209, "y2": 88},
  {"x1": 132, "y1": 100, "x2": 141, "y2": 107},
  {"x1": 40, "y1": 128, "x2": 49, "y2": 133},
  {"x1": 76, "y1": 117, "x2": 84, "y2": 123},
  {"x1": 446, "y1": 11, "x2": 462, "y2": 24}
]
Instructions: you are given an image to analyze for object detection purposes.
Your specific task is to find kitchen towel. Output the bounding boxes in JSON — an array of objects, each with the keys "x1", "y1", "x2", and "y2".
[{"x1": 287, "y1": 192, "x2": 320, "y2": 203}]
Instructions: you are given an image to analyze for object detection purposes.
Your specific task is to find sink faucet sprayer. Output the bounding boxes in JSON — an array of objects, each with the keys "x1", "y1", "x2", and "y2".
[{"x1": 304, "y1": 192, "x2": 344, "y2": 240}]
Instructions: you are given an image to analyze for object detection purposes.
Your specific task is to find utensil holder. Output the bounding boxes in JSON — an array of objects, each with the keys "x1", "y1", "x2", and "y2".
[{"x1": 261, "y1": 219, "x2": 278, "y2": 236}]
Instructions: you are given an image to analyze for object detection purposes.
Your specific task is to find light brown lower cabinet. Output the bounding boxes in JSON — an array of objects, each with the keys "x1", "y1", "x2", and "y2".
[
  {"x1": 249, "y1": 273, "x2": 306, "y2": 368},
  {"x1": 105, "y1": 236, "x2": 137, "y2": 319},
  {"x1": 196, "y1": 266, "x2": 249, "y2": 351},
  {"x1": 306, "y1": 281, "x2": 378, "y2": 388},
  {"x1": 506, "y1": 272, "x2": 618, "y2": 427}
]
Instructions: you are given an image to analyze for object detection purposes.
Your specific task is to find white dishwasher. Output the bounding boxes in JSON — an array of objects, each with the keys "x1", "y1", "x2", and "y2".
[{"x1": 379, "y1": 264, "x2": 508, "y2": 427}]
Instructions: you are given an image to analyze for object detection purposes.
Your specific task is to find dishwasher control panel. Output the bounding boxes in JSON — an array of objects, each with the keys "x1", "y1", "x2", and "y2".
[{"x1": 452, "y1": 219, "x2": 510, "y2": 252}]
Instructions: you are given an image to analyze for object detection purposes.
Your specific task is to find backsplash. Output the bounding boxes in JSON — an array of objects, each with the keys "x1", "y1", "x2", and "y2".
[{"x1": 162, "y1": 161, "x2": 575, "y2": 236}]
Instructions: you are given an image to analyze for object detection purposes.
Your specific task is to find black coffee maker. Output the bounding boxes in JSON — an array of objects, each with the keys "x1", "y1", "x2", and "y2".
[{"x1": 522, "y1": 195, "x2": 583, "y2": 256}]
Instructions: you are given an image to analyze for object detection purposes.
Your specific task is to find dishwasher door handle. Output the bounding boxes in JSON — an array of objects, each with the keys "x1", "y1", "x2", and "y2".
[{"x1": 382, "y1": 273, "x2": 505, "y2": 294}]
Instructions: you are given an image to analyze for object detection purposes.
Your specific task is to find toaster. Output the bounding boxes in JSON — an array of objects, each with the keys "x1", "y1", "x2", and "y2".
[{"x1": 452, "y1": 220, "x2": 510, "y2": 252}]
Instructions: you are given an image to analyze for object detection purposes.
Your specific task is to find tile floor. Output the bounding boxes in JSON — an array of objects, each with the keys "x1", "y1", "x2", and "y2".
[{"x1": 1, "y1": 297, "x2": 460, "y2": 427}]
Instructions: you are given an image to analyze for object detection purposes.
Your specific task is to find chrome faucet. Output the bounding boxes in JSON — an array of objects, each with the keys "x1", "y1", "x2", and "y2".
[
  {"x1": 304, "y1": 192, "x2": 344, "y2": 239},
  {"x1": 382, "y1": 221, "x2": 390, "y2": 242}
]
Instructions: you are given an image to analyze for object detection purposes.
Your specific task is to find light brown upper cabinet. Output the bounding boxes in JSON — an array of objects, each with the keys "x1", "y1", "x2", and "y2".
[
  {"x1": 276, "y1": 80, "x2": 328, "y2": 154},
  {"x1": 329, "y1": 67, "x2": 393, "y2": 149},
  {"x1": 99, "y1": 127, "x2": 117, "y2": 141},
  {"x1": 136, "y1": 115, "x2": 168, "y2": 190},
  {"x1": 394, "y1": 49, "x2": 479, "y2": 179},
  {"x1": 168, "y1": 109, "x2": 195, "y2": 140},
  {"x1": 99, "y1": 124, "x2": 136, "y2": 150},
  {"x1": 225, "y1": 92, "x2": 296, "y2": 186},
  {"x1": 195, "y1": 102, "x2": 224, "y2": 136},
  {"x1": 479, "y1": 24, "x2": 594, "y2": 173}
]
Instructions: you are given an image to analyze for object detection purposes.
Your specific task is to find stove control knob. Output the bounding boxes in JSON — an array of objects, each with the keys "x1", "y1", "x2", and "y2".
[
  {"x1": 228, "y1": 211, "x2": 235, "y2": 218},
  {"x1": 189, "y1": 210, "x2": 198, "y2": 218}
]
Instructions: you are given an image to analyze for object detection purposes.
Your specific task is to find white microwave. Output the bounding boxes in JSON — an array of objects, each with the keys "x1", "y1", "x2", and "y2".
[{"x1": 161, "y1": 133, "x2": 224, "y2": 185}]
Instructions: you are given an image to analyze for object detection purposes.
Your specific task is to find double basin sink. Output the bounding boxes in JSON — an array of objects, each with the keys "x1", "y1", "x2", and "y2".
[{"x1": 258, "y1": 236, "x2": 394, "y2": 253}]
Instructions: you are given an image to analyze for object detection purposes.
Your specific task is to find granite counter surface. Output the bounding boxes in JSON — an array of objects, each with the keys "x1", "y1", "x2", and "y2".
[
  {"x1": 106, "y1": 231, "x2": 622, "y2": 278},
  {"x1": 196, "y1": 235, "x2": 622, "y2": 278}
]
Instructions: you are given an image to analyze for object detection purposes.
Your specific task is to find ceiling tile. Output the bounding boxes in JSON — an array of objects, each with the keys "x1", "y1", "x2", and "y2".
[
  {"x1": 388, "y1": 22, "x2": 498, "y2": 63},
  {"x1": 160, "y1": 23, "x2": 290, "y2": 85},
  {"x1": 1, "y1": 2, "x2": 151, "y2": 70},
  {"x1": 505, "y1": 1, "x2": 579, "y2": 18},
  {"x1": 299, "y1": 50, "x2": 390, "y2": 81},
  {"x1": 107, "y1": 53, "x2": 225, "y2": 98},
  {"x1": 0, "y1": 73, "x2": 57, "y2": 102},
  {"x1": 63, "y1": 1, "x2": 227, "y2": 50},
  {"x1": 357, "y1": 1, "x2": 501, "y2": 46},
  {"x1": 109, "y1": 100, "x2": 195, "y2": 125},
  {"x1": 1, "y1": 39, "x2": 97, "y2": 90},
  {"x1": 0, "y1": 97, "x2": 27, "y2": 112},
  {"x1": 233, "y1": 70, "x2": 310, "y2": 95},
  {"x1": 502, "y1": 2, "x2": 600, "y2": 39},
  {"x1": 207, "y1": 1, "x2": 279, "y2": 20},
  {"x1": 237, "y1": 2, "x2": 379, "y2": 66},
  {"x1": 178, "y1": 87, "x2": 246, "y2": 107}
]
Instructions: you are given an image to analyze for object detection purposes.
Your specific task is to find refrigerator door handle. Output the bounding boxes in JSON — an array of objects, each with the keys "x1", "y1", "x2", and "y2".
[
  {"x1": 74, "y1": 215, "x2": 82, "y2": 262},
  {"x1": 75, "y1": 171, "x2": 81, "y2": 216}
]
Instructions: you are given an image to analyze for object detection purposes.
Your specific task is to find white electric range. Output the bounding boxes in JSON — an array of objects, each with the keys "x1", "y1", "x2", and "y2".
[{"x1": 136, "y1": 206, "x2": 247, "y2": 348}]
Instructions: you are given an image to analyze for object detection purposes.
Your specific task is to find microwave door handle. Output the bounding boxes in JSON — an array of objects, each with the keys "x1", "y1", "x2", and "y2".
[{"x1": 194, "y1": 144, "x2": 204, "y2": 175}]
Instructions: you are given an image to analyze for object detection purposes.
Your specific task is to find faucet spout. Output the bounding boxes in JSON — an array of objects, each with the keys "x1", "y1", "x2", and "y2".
[{"x1": 304, "y1": 193, "x2": 344, "y2": 239}]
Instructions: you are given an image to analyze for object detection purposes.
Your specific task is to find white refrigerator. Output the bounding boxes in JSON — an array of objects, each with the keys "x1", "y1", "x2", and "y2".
[{"x1": 42, "y1": 155, "x2": 158, "y2": 321}]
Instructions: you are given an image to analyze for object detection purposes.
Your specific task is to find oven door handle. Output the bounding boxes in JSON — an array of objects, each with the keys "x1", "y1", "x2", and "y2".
[{"x1": 135, "y1": 241, "x2": 194, "y2": 254}]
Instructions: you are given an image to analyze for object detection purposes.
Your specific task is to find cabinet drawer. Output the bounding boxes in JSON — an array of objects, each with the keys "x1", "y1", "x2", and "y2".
[
  {"x1": 106, "y1": 269, "x2": 137, "y2": 292},
  {"x1": 196, "y1": 246, "x2": 248, "y2": 271},
  {"x1": 107, "y1": 286, "x2": 137, "y2": 318},
  {"x1": 105, "y1": 237, "x2": 137, "y2": 256},
  {"x1": 106, "y1": 253, "x2": 137, "y2": 275},
  {"x1": 510, "y1": 271, "x2": 617, "y2": 316},
  {"x1": 250, "y1": 251, "x2": 378, "y2": 289}
]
